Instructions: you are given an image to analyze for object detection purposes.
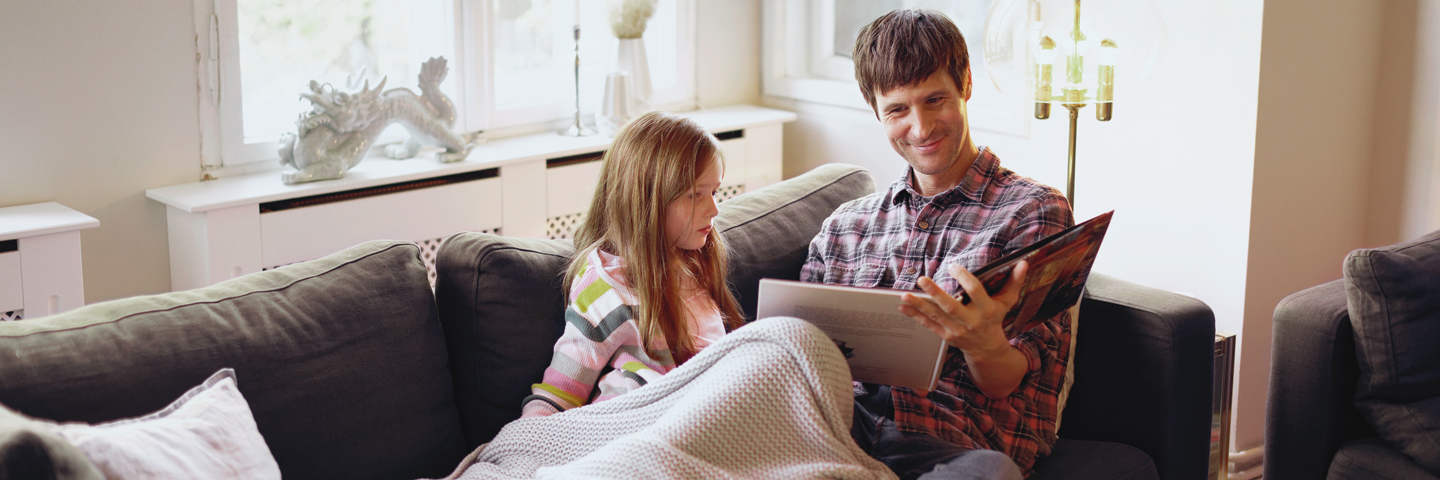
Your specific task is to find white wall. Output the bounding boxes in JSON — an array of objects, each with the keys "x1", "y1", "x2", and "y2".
[
  {"x1": 0, "y1": 0, "x2": 765, "y2": 305},
  {"x1": 698, "y1": 0, "x2": 762, "y2": 107},
  {"x1": 0, "y1": 0, "x2": 201, "y2": 303}
]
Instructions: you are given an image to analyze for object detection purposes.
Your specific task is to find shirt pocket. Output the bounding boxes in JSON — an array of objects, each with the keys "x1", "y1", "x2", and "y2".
[{"x1": 824, "y1": 262, "x2": 886, "y2": 289}]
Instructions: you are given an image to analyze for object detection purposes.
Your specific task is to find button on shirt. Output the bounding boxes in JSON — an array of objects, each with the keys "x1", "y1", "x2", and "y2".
[{"x1": 799, "y1": 147, "x2": 1074, "y2": 476}]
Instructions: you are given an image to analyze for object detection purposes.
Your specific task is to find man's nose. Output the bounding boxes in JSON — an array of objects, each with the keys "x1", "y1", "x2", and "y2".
[{"x1": 909, "y1": 108, "x2": 936, "y2": 141}]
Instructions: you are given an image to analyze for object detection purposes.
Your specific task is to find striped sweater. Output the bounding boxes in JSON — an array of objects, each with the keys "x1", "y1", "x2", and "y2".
[{"x1": 522, "y1": 248, "x2": 724, "y2": 418}]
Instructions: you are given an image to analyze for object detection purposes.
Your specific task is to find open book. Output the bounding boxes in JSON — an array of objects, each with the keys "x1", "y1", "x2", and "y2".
[{"x1": 756, "y1": 210, "x2": 1113, "y2": 390}]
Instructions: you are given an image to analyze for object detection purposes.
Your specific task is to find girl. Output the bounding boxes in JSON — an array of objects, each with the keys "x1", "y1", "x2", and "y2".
[{"x1": 521, "y1": 111, "x2": 746, "y2": 418}]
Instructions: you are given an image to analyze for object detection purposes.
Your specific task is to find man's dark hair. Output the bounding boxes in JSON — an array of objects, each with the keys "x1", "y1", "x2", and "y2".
[{"x1": 853, "y1": 9, "x2": 970, "y2": 111}]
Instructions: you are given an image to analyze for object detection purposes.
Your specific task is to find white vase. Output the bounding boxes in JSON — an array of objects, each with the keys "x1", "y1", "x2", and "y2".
[
  {"x1": 599, "y1": 72, "x2": 634, "y2": 134},
  {"x1": 616, "y1": 38, "x2": 652, "y2": 114}
]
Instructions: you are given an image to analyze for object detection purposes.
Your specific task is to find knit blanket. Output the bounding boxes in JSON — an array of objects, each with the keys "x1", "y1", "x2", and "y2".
[{"x1": 435, "y1": 317, "x2": 896, "y2": 480}]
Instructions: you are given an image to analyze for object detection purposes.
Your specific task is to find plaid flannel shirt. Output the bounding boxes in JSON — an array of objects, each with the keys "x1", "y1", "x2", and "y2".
[{"x1": 800, "y1": 148, "x2": 1074, "y2": 475}]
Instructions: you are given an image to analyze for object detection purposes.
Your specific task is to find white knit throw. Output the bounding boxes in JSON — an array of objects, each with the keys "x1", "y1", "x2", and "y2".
[{"x1": 439, "y1": 317, "x2": 896, "y2": 480}]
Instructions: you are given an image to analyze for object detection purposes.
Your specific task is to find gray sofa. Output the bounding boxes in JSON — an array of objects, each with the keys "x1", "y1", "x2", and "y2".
[
  {"x1": 1267, "y1": 230, "x2": 1440, "y2": 480},
  {"x1": 0, "y1": 164, "x2": 1214, "y2": 480}
]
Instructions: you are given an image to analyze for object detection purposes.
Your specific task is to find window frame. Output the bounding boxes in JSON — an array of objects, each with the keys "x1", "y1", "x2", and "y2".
[
  {"x1": 193, "y1": 0, "x2": 696, "y2": 176},
  {"x1": 761, "y1": 0, "x2": 1027, "y2": 137}
]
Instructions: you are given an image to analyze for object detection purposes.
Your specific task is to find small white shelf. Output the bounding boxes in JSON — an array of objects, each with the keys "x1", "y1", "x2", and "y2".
[
  {"x1": 0, "y1": 202, "x2": 99, "y2": 319},
  {"x1": 146, "y1": 105, "x2": 798, "y2": 214},
  {"x1": 0, "y1": 202, "x2": 100, "y2": 241},
  {"x1": 145, "y1": 105, "x2": 797, "y2": 292}
]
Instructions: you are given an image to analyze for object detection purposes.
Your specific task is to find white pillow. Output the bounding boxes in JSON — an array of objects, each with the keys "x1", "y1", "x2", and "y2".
[{"x1": 48, "y1": 368, "x2": 281, "y2": 480}]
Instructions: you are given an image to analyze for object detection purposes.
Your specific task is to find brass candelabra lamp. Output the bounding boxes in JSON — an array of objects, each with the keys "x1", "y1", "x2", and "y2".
[{"x1": 983, "y1": 0, "x2": 1168, "y2": 207}]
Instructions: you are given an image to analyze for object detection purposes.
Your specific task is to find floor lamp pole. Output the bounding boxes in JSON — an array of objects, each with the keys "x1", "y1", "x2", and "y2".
[{"x1": 1064, "y1": 103, "x2": 1084, "y2": 209}]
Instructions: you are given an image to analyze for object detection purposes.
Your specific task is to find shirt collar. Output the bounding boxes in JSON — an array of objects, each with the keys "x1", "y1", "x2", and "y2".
[{"x1": 887, "y1": 146, "x2": 998, "y2": 206}]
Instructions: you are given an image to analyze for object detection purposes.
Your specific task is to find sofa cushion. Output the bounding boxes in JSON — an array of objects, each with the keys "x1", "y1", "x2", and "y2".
[
  {"x1": 1328, "y1": 437, "x2": 1439, "y2": 480},
  {"x1": 0, "y1": 241, "x2": 467, "y2": 480},
  {"x1": 715, "y1": 163, "x2": 876, "y2": 320},
  {"x1": 434, "y1": 164, "x2": 877, "y2": 447},
  {"x1": 434, "y1": 235, "x2": 574, "y2": 448},
  {"x1": 1344, "y1": 229, "x2": 1440, "y2": 474}
]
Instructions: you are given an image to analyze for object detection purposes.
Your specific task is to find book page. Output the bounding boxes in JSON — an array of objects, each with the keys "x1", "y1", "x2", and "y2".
[{"x1": 757, "y1": 279, "x2": 947, "y2": 391}]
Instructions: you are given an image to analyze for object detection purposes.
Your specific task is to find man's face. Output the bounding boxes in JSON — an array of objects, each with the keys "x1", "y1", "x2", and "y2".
[{"x1": 874, "y1": 70, "x2": 973, "y2": 179}]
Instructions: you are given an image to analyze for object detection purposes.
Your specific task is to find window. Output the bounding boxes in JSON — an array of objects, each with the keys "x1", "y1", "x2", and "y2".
[
  {"x1": 762, "y1": 0, "x2": 1025, "y2": 136},
  {"x1": 196, "y1": 0, "x2": 695, "y2": 173}
]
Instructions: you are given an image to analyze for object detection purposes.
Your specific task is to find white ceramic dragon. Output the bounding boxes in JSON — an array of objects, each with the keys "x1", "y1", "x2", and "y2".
[{"x1": 277, "y1": 56, "x2": 475, "y2": 185}]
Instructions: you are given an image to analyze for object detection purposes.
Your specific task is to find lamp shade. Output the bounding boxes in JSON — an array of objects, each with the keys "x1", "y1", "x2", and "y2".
[{"x1": 982, "y1": 0, "x2": 1167, "y2": 107}]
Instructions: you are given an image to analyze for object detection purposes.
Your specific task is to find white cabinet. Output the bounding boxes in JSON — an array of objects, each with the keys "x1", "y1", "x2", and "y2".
[
  {"x1": 0, "y1": 202, "x2": 100, "y2": 320},
  {"x1": 148, "y1": 105, "x2": 797, "y2": 291}
]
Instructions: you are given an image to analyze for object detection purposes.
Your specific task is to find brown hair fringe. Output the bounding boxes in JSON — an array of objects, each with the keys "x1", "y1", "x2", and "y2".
[{"x1": 852, "y1": 9, "x2": 971, "y2": 112}]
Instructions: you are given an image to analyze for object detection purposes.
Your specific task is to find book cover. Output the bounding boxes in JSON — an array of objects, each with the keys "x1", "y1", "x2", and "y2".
[{"x1": 970, "y1": 210, "x2": 1112, "y2": 339}]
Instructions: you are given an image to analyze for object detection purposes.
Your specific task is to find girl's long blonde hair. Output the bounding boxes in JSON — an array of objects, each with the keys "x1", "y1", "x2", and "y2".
[{"x1": 563, "y1": 111, "x2": 745, "y2": 364}]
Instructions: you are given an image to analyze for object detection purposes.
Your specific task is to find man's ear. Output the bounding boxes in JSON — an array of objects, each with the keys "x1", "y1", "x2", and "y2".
[{"x1": 962, "y1": 68, "x2": 973, "y2": 101}]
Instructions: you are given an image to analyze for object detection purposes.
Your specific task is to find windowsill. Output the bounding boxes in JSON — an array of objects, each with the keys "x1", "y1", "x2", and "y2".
[
  {"x1": 146, "y1": 104, "x2": 798, "y2": 213},
  {"x1": 0, "y1": 203, "x2": 101, "y2": 241}
]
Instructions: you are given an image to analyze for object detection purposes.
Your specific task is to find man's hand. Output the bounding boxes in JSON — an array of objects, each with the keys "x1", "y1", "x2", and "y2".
[{"x1": 898, "y1": 261, "x2": 1030, "y2": 398}]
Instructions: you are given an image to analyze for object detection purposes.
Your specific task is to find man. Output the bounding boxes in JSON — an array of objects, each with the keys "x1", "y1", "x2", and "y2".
[{"x1": 800, "y1": 9, "x2": 1074, "y2": 480}]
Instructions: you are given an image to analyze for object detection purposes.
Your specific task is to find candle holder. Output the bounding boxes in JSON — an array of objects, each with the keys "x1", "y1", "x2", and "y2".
[{"x1": 561, "y1": 24, "x2": 596, "y2": 137}]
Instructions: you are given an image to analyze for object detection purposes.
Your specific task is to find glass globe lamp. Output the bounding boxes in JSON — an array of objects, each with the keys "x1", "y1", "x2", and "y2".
[
  {"x1": 984, "y1": 0, "x2": 1167, "y2": 119},
  {"x1": 981, "y1": 0, "x2": 1168, "y2": 205}
]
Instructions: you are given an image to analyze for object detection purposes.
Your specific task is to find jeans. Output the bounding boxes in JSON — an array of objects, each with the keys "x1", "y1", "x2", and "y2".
[{"x1": 850, "y1": 385, "x2": 1023, "y2": 480}]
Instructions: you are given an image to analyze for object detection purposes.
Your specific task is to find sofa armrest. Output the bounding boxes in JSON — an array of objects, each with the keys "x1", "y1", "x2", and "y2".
[
  {"x1": 1061, "y1": 273, "x2": 1215, "y2": 480},
  {"x1": 1265, "y1": 279, "x2": 1374, "y2": 480}
]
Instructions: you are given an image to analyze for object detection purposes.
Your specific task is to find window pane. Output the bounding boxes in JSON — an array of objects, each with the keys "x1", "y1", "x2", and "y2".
[
  {"x1": 494, "y1": 0, "x2": 576, "y2": 110},
  {"x1": 237, "y1": 0, "x2": 446, "y2": 142},
  {"x1": 832, "y1": 0, "x2": 992, "y2": 82},
  {"x1": 642, "y1": 0, "x2": 678, "y2": 91},
  {"x1": 833, "y1": 0, "x2": 902, "y2": 59}
]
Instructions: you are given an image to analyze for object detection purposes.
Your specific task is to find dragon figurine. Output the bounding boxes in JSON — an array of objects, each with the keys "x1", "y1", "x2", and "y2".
[{"x1": 277, "y1": 56, "x2": 475, "y2": 185}]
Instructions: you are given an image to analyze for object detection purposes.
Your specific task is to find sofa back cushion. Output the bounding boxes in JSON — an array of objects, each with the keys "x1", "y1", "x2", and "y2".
[
  {"x1": 1344, "y1": 229, "x2": 1440, "y2": 474},
  {"x1": 0, "y1": 241, "x2": 468, "y2": 480},
  {"x1": 717, "y1": 164, "x2": 877, "y2": 320},
  {"x1": 434, "y1": 163, "x2": 875, "y2": 446}
]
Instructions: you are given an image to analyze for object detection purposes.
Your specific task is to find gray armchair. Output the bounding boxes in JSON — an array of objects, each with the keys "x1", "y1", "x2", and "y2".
[{"x1": 1267, "y1": 230, "x2": 1440, "y2": 480}]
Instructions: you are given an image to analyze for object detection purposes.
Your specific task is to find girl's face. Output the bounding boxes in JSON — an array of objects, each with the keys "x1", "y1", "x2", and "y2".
[{"x1": 665, "y1": 155, "x2": 723, "y2": 251}]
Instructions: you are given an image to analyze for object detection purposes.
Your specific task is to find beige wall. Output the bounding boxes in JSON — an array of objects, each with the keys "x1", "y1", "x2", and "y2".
[
  {"x1": 0, "y1": 0, "x2": 201, "y2": 303},
  {"x1": 1244, "y1": 0, "x2": 1383, "y2": 452},
  {"x1": 1366, "y1": 0, "x2": 1440, "y2": 246}
]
